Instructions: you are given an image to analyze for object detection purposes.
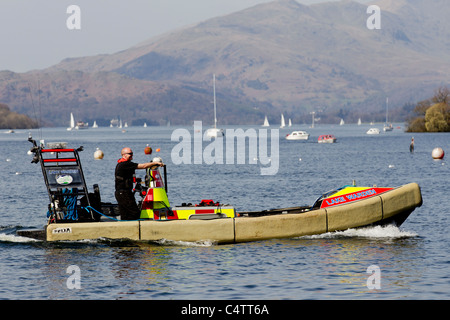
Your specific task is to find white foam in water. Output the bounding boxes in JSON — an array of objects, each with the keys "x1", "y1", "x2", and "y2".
[
  {"x1": 0, "y1": 226, "x2": 417, "y2": 244},
  {"x1": 156, "y1": 238, "x2": 217, "y2": 247},
  {"x1": 0, "y1": 233, "x2": 40, "y2": 243},
  {"x1": 302, "y1": 225, "x2": 418, "y2": 240}
]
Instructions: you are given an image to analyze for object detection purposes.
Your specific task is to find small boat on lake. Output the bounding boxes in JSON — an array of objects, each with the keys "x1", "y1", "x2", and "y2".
[
  {"x1": 286, "y1": 131, "x2": 309, "y2": 140},
  {"x1": 383, "y1": 97, "x2": 393, "y2": 132},
  {"x1": 67, "y1": 113, "x2": 75, "y2": 131},
  {"x1": 318, "y1": 134, "x2": 337, "y2": 143},
  {"x1": 366, "y1": 128, "x2": 380, "y2": 135},
  {"x1": 75, "y1": 121, "x2": 89, "y2": 129},
  {"x1": 280, "y1": 114, "x2": 286, "y2": 128},
  {"x1": 19, "y1": 136, "x2": 423, "y2": 244},
  {"x1": 205, "y1": 74, "x2": 224, "y2": 138}
]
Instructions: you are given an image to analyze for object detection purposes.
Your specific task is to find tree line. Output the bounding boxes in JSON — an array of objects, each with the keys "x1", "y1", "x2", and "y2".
[
  {"x1": 406, "y1": 87, "x2": 450, "y2": 132},
  {"x1": 0, "y1": 103, "x2": 39, "y2": 129}
]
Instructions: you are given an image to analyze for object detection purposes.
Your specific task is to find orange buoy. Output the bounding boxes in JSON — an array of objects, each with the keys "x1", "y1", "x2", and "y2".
[
  {"x1": 156, "y1": 148, "x2": 160, "y2": 152},
  {"x1": 144, "y1": 145, "x2": 152, "y2": 155}
]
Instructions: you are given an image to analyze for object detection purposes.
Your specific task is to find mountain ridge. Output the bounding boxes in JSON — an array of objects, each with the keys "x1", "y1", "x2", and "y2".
[{"x1": 1, "y1": 0, "x2": 449, "y2": 126}]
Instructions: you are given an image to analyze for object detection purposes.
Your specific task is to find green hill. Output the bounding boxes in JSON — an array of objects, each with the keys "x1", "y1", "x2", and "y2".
[{"x1": 406, "y1": 87, "x2": 450, "y2": 132}]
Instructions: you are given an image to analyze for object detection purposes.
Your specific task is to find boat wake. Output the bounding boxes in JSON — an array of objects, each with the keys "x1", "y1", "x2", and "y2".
[
  {"x1": 0, "y1": 226, "x2": 218, "y2": 247},
  {"x1": 302, "y1": 225, "x2": 418, "y2": 240},
  {"x1": 155, "y1": 238, "x2": 217, "y2": 247},
  {"x1": 0, "y1": 226, "x2": 41, "y2": 243},
  {"x1": 1, "y1": 225, "x2": 418, "y2": 245}
]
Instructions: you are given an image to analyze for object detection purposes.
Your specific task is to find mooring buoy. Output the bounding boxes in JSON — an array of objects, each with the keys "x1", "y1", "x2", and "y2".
[
  {"x1": 431, "y1": 147, "x2": 445, "y2": 160},
  {"x1": 94, "y1": 148, "x2": 104, "y2": 160},
  {"x1": 144, "y1": 144, "x2": 152, "y2": 155}
]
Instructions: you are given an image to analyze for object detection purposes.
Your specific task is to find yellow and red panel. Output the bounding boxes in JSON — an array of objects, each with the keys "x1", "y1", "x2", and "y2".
[{"x1": 320, "y1": 187, "x2": 393, "y2": 208}]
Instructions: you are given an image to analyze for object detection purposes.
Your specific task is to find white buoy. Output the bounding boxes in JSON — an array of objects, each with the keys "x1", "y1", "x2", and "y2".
[
  {"x1": 94, "y1": 148, "x2": 104, "y2": 160},
  {"x1": 432, "y1": 147, "x2": 445, "y2": 160}
]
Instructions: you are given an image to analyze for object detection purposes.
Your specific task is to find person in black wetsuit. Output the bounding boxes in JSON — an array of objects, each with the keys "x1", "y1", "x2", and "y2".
[{"x1": 115, "y1": 147, "x2": 164, "y2": 220}]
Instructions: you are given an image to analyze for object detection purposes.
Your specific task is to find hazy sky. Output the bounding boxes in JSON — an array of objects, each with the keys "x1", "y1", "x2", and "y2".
[{"x1": 0, "y1": 0, "x2": 351, "y2": 73}]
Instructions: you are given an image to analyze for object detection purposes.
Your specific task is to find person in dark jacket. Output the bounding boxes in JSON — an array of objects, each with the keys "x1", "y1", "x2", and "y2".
[{"x1": 115, "y1": 147, "x2": 164, "y2": 220}]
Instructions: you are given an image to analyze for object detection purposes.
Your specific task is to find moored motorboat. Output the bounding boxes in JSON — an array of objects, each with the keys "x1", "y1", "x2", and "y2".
[
  {"x1": 366, "y1": 128, "x2": 380, "y2": 135},
  {"x1": 318, "y1": 134, "x2": 336, "y2": 143},
  {"x1": 75, "y1": 121, "x2": 89, "y2": 129},
  {"x1": 19, "y1": 137, "x2": 423, "y2": 244},
  {"x1": 286, "y1": 130, "x2": 309, "y2": 140},
  {"x1": 206, "y1": 127, "x2": 224, "y2": 138}
]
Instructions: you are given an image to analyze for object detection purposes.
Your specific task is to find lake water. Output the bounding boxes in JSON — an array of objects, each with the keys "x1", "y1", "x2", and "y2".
[{"x1": 0, "y1": 124, "x2": 449, "y2": 303}]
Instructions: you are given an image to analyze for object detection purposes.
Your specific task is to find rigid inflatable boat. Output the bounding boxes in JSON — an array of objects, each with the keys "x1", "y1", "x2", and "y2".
[{"x1": 18, "y1": 137, "x2": 423, "y2": 244}]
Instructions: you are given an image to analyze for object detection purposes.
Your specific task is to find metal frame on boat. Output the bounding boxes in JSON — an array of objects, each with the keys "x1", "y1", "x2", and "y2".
[{"x1": 19, "y1": 137, "x2": 423, "y2": 243}]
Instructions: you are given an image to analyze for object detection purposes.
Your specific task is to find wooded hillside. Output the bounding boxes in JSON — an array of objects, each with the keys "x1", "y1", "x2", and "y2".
[
  {"x1": 0, "y1": 103, "x2": 39, "y2": 129},
  {"x1": 406, "y1": 87, "x2": 450, "y2": 132}
]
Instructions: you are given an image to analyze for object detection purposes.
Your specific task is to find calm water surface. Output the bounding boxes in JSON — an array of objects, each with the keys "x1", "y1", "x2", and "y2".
[{"x1": 0, "y1": 124, "x2": 449, "y2": 300}]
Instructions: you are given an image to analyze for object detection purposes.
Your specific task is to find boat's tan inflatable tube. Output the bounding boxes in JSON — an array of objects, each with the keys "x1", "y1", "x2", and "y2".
[{"x1": 46, "y1": 183, "x2": 422, "y2": 243}]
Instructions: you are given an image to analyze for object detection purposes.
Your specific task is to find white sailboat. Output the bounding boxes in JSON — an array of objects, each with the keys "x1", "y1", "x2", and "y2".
[
  {"x1": 288, "y1": 118, "x2": 292, "y2": 127},
  {"x1": 340, "y1": 118, "x2": 345, "y2": 126},
  {"x1": 280, "y1": 114, "x2": 286, "y2": 128},
  {"x1": 358, "y1": 118, "x2": 362, "y2": 126},
  {"x1": 310, "y1": 111, "x2": 316, "y2": 128},
  {"x1": 262, "y1": 116, "x2": 269, "y2": 127},
  {"x1": 206, "y1": 74, "x2": 224, "y2": 138},
  {"x1": 67, "y1": 113, "x2": 75, "y2": 131},
  {"x1": 143, "y1": 123, "x2": 147, "y2": 128},
  {"x1": 92, "y1": 121, "x2": 98, "y2": 128},
  {"x1": 383, "y1": 97, "x2": 393, "y2": 132}
]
